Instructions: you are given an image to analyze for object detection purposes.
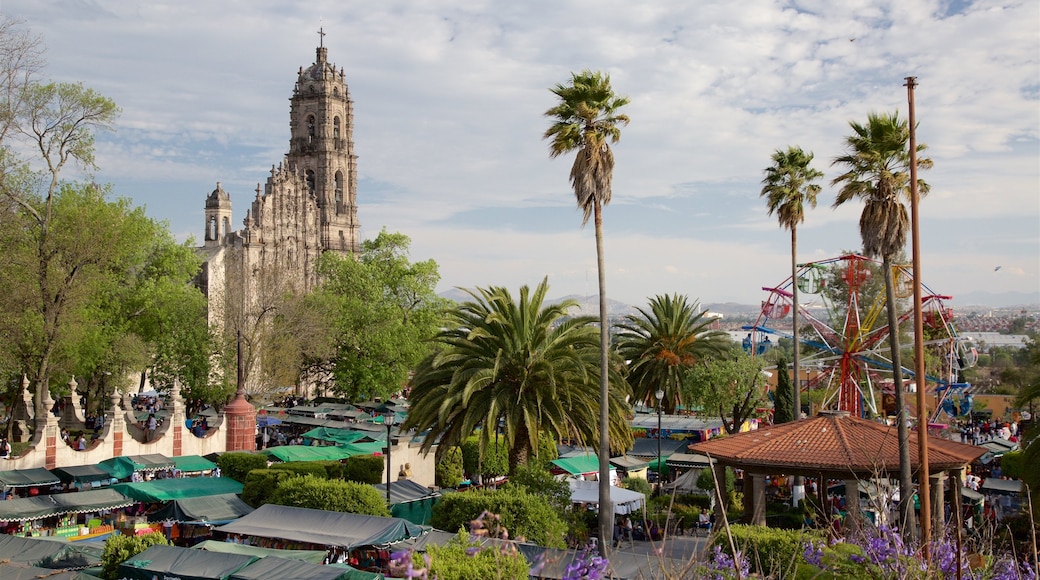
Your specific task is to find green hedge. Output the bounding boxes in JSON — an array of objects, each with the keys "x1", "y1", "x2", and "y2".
[
  {"x1": 430, "y1": 487, "x2": 566, "y2": 548},
  {"x1": 242, "y1": 469, "x2": 293, "y2": 507},
  {"x1": 419, "y1": 530, "x2": 528, "y2": 580},
  {"x1": 218, "y1": 452, "x2": 268, "y2": 483},
  {"x1": 340, "y1": 454, "x2": 384, "y2": 484},
  {"x1": 270, "y1": 475, "x2": 389, "y2": 517},
  {"x1": 270, "y1": 461, "x2": 328, "y2": 478},
  {"x1": 711, "y1": 524, "x2": 827, "y2": 576}
]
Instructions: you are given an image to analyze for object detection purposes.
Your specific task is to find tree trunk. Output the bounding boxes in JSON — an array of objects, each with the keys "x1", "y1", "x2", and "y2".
[
  {"x1": 594, "y1": 200, "x2": 612, "y2": 555},
  {"x1": 790, "y1": 226, "x2": 805, "y2": 506},
  {"x1": 884, "y1": 257, "x2": 916, "y2": 538}
]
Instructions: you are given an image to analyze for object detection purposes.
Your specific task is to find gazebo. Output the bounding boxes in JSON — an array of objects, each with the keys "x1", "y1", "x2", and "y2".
[{"x1": 688, "y1": 411, "x2": 985, "y2": 532}]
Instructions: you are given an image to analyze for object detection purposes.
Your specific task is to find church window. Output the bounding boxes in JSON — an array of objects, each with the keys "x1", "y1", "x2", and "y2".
[
  {"x1": 334, "y1": 171, "x2": 343, "y2": 212},
  {"x1": 306, "y1": 170, "x2": 316, "y2": 195},
  {"x1": 208, "y1": 215, "x2": 216, "y2": 240},
  {"x1": 222, "y1": 216, "x2": 230, "y2": 238},
  {"x1": 307, "y1": 115, "x2": 315, "y2": 138},
  {"x1": 333, "y1": 117, "x2": 341, "y2": 140}
]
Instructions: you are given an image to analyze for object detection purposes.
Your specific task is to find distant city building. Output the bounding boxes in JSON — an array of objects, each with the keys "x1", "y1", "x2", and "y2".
[{"x1": 197, "y1": 43, "x2": 360, "y2": 394}]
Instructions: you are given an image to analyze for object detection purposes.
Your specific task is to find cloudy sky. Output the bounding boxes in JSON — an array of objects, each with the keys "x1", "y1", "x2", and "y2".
[{"x1": 4, "y1": 0, "x2": 1038, "y2": 307}]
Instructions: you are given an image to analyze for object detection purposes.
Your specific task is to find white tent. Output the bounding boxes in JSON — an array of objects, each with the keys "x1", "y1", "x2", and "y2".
[{"x1": 569, "y1": 480, "x2": 646, "y2": 516}]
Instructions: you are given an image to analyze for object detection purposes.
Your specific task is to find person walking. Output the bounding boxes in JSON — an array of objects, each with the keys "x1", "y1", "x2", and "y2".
[{"x1": 146, "y1": 413, "x2": 157, "y2": 442}]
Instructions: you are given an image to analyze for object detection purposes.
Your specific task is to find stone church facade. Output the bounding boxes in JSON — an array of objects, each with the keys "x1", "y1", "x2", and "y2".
[{"x1": 198, "y1": 44, "x2": 359, "y2": 394}]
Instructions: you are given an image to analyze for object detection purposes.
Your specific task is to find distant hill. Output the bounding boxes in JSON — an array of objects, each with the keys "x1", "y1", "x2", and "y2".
[{"x1": 951, "y1": 290, "x2": 1040, "y2": 310}]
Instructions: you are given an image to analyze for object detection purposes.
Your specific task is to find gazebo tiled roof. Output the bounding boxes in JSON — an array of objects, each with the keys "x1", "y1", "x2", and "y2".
[{"x1": 689, "y1": 411, "x2": 985, "y2": 477}]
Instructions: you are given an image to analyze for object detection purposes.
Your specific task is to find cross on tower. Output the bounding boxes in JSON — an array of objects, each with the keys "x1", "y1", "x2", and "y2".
[{"x1": 318, "y1": 26, "x2": 325, "y2": 48}]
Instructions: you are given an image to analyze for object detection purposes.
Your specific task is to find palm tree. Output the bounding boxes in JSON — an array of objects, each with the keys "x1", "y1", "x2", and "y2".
[
  {"x1": 616, "y1": 294, "x2": 730, "y2": 414},
  {"x1": 402, "y1": 278, "x2": 633, "y2": 474},
  {"x1": 832, "y1": 111, "x2": 932, "y2": 534},
  {"x1": 544, "y1": 69, "x2": 629, "y2": 548},
  {"x1": 761, "y1": 146, "x2": 822, "y2": 508}
]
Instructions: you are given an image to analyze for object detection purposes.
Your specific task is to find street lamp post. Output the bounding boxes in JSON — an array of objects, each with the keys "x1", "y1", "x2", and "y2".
[
  {"x1": 655, "y1": 389, "x2": 665, "y2": 491},
  {"x1": 384, "y1": 412, "x2": 396, "y2": 504}
]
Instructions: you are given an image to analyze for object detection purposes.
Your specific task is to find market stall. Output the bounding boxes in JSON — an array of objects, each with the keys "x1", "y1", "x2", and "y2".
[
  {"x1": 0, "y1": 488, "x2": 134, "y2": 539},
  {"x1": 230, "y1": 555, "x2": 367, "y2": 580},
  {"x1": 52, "y1": 465, "x2": 118, "y2": 490},
  {"x1": 371, "y1": 479, "x2": 441, "y2": 525},
  {"x1": 112, "y1": 477, "x2": 243, "y2": 503},
  {"x1": 118, "y1": 544, "x2": 256, "y2": 580},
  {"x1": 99, "y1": 453, "x2": 176, "y2": 479},
  {"x1": 0, "y1": 533, "x2": 103, "y2": 569}
]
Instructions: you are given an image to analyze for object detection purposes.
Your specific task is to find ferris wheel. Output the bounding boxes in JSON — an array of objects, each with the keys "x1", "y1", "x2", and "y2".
[{"x1": 745, "y1": 254, "x2": 977, "y2": 418}]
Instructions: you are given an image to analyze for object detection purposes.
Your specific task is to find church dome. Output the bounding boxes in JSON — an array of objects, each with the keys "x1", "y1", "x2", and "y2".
[{"x1": 206, "y1": 182, "x2": 231, "y2": 208}]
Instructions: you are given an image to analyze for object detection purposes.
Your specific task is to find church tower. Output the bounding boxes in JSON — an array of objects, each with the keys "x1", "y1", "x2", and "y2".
[
  {"x1": 286, "y1": 43, "x2": 360, "y2": 254},
  {"x1": 203, "y1": 182, "x2": 232, "y2": 247}
]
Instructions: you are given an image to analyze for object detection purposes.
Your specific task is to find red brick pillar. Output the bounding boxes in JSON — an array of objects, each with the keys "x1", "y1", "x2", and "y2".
[{"x1": 225, "y1": 395, "x2": 256, "y2": 452}]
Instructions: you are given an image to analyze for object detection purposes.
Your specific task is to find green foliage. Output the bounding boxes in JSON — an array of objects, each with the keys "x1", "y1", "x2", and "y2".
[
  {"x1": 270, "y1": 474, "x2": 390, "y2": 516},
  {"x1": 100, "y1": 531, "x2": 168, "y2": 580},
  {"x1": 405, "y1": 278, "x2": 633, "y2": 473},
  {"x1": 435, "y1": 446, "x2": 464, "y2": 489},
  {"x1": 312, "y1": 230, "x2": 447, "y2": 401},
  {"x1": 269, "y1": 460, "x2": 329, "y2": 478},
  {"x1": 460, "y1": 435, "x2": 508, "y2": 480},
  {"x1": 241, "y1": 468, "x2": 292, "y2": 508},
  {"x1": 1000, "y1": 449, "x2": 1023, "y2": 479},
  {"x1": 504, "y1": 464, "x2": 572, "y2": 511},
  {"x1": 430, "y1": 487, "x2": 567, "y2": 548},
  {"x1": 218, "y1": 452, "x2": 268, "y2": 483},
  {"x1": 773, "y1": 353, "x2": 795, "y2": 424},
  {"x1": 711, "y1": 524, "x2": 826, "y2": 576},
  {"x1": 685, "y1": 351, "x2": 770, "y2": 434},
  {"x1": 341, "y1": 454, "x2": 384, "y2": 484},
  {"x1": 616, "y1": 293, "x2": 731, "y2": 413},
  {"x1": 421, "y1": 529, "x2": 529, "y2": 580},
  {"x1": 621, "y1": 476, "x2": 653, "y2": 498},
  {"x1": 696, "y1": 466, "x2": 736, "y2": 497}
]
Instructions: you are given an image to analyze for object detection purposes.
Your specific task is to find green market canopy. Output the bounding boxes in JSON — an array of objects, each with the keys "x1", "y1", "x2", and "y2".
[
  {"x1": 0, "y1": 488, "x2": 134, "y2": 521},
  {"x1": 0, "y1": 533, "x2": 103, "y2": 569},
  {"x1": 262, "y1": 445, "x2": 353, "y2": 463},
  {"x1": 0, "y1": 467, "x2": 60, "y2": 488},
  {"x1": 52, "y1": 465, "x2": 117, "y2": 487},
  {"x1": 173, "y1": 455, "x2": 218, "y2": 474},
  {"x1": 230, "y1": 556, "x2": 359, "y2": 580},
  {"x1": 372, "y1": 479, "x2": 441, "y2": 525},
  {"x1": 147, "y1": 494, "x2": 253, "y2": 524},
  {"x1": 194, "y1": 540, "x2": 327, "y2": 564},
  {"x1": 0, "y1": 563, "x2": 98, "y2": 580},
  {"x1": 551, "y1": 455, "x2": 613, "y2": 477},
  {"x1": 112, "y1": 477, "x2": 243, "y2": 502},
  {"x1": 301, "y1": 426, "x2": 377, "y2": 446},
  {"x1": 119, "y1": 544, "x2": 256, "y2": 580},
  {"x1": 99, "y1": 454, "x2": 176, "y2": 479},
  {"x1": 215, "y1": 504, "x2": 429, "y2": 549},
  {"x1": 341, "y1": 441, "x2": 389, "y2": 457}
]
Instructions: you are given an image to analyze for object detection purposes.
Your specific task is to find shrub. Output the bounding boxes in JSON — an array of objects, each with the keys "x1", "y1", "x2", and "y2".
[
  {"x1": 241, "y1": 468, "x2": 293, "y2": 507},
  {"x1": 270, "y1": 474, "x2": 390, "y2": 516},
  {"x1": 430, "y1": 487, "x2": 566, "y2": 548},
  {"x1": 217, "y1": 452, "x2": 268, "y2": 483},
  {"x1": 711, "y1": 524, "x2": 825, "y2": 576},
  {"x1": 503, "y1": 464, "x2": 570, "y2": 511},
  {"x1": 460, "y1": 435, "x2": 508, "y2": 479},
  {"x1": 100, "y1": 532, "x2": 168, "y2": 580},
  {"x1": 621, "y1": 476, "x2": 652, "y2": 499},
  {"x1": 435, "y1": 446, "x2": 464, "y2": 489},
  {"x1": 341, "y1": 454, "x2": 384, "y2": 484},
  {"x1": 419, "y1": 529, "x2": 529, "y2": 580},
  {"x1": 269, "y1": 460, "x2": 329, "y2": 478}
]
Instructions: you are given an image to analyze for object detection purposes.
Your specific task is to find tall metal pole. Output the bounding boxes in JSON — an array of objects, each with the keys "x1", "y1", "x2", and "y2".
[
  {"x1": 385, "y1": 413, "x2": 394, "y2": 505},
  {"x1": 906, "y1": 75, "x2": 931, "y2": 547},
  {"x1": 656, "y1": 389, "x2": 665, "y2": 493}
]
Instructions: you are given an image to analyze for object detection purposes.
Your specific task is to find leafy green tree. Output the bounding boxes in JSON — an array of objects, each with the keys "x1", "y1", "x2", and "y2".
[
  {"x1": 832, "y1": 110, "x2": 932, "y2": 533},
  {"x1": 311, "y1": 230, "x2": 446, "y2": 401},
  {"x1": 772, "y1": 353, "x2": 795, "y2": 424},
  {"x1": 269, "y1": 474, "x2": 390, "y2": 516},
  {"x1": 100, "y1": 531, "x2": 168, "y2": 580},
  {"x1": 420, "y1": 529, "x2": 529, "y2": 580},
  {"x1": 435, "y1": 445, "x2": 464, "y2": 488},
  {"x1": 241, "y1": 469, "x2": 292, "y2": 507},
  {"x1": 761, "y1": 146, "x2": 822, "y2": 430},
  {"x1": 217, "y1": 452, "x2": 269, "y2": 483},
  {"x1": 685, "y1": 349, "x2": 770, "y2": 434},
  {"x1": 616, "y1": 293, "x2": 730, "y2": 414},
  {"x1": 404, "y1": 278, "x2": 632, "y2": 474},
  {"x1": 460, "y1": 435, "x2": 508, "y2": 481},
  {"x1": 430, "y1": 487, "x2": 567, "y2": 548},
  {"x1": 505, "y1": 464, "x2": 572, "y2": 512},
  {"x1": 544, "y1": 69, "x2": 629, "y2": 548}
]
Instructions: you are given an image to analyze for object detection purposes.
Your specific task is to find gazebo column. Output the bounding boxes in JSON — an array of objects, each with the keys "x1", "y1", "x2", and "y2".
[
  {"x1": 843, "y1": 478, "x2": 862, "y2": 537},
  {"x1": 930, "y1": 471, "x2": 946, "y2": 529},
  {"x1": 747, "y1": 473, "x2": 767, "y2": 526},
  {"x1": 711, "y1": 462, "x2": 727, "y2": 525}
]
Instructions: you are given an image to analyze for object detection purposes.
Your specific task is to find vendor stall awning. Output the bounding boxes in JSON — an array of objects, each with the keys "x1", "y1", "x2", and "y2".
[
  {"x1": 667, "y1": 452, "x2": 714, "y2": 468},
  {"x1": 0, "y1": 562, "x2": 98, "y2": 580},
  {"x1": 302, "y1": 426, "x2": 374, "y2": 446},
  {"x1": 119, "y1": 544, "x2": 256, "y2": 580},
  {"x1": 551, "y1": 455, "x2": 602, "y2": 476},
  {"x1": 52, "y1": 465, "x2": 116, "y2": 486},
  {"x1": 568, "y1": 480, "x2": 646, "y2": 515},
  {"x1": 262, "y1": 445, "x2": 354, "y2": 462},
  {"x1": 372, "y1": 479, "x2": 442, "y2": 525},
  {"x1": 341, "y1": 441, "x2": 390, "y2": 457},
  {"x1": 99, "y1": 454, "x2": 176, "y2": 479},
  {"x1": 194, "y1": 540, "x2": 327, "y2": 564},
  {"x1": 173, "y1": 455, "x2": 218, "y2": 473},
  {"x1": 0, "y1": 467, "x2": 60, "y2": 488},
  {"x1": 230, "y1": 556, "x2": 358, "y2": 580},
  {"x1": 215, "y1": 504, "x2": 428, "y2": 549},
  {"x1": 0, "y1": 488, "x2": 134, "y2": 521},
  {"x1": 148, "y1": 493, "x2": 253, "y2": 524},
  {"x1": 609, "y1": 455, "x2": 650, "y2": 470},
  {"x1": 112, "y1": 477, "x2": 243, "y2": 502},
  {"x1": 980, "y1": 478, "x2": 1023, "y2": 495},
  {"x1": 0, "y1": 532, "x2": 103, "y2": 569}
]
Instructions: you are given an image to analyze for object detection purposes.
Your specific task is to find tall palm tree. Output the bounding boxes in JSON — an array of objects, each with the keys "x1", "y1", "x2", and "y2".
[
  {"x1": 544, "y1": 69, "x2": 629, "y2": 548},
  {"x1": 832, "y1": 111, "x2": 932, "y2": 534},
  {"x1": 616, "y1": 294, "x2": 730, "y2": 414},
  {"x1": 402, "y1": 278, "x2": 633, "y2": 474},
  {"x1": 761, "y1": 146, "x2": 822, "y2": 507}
]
